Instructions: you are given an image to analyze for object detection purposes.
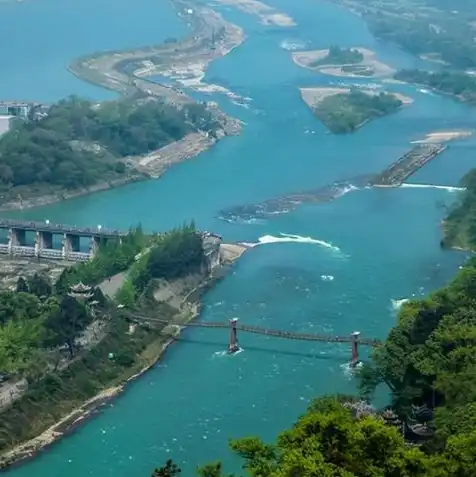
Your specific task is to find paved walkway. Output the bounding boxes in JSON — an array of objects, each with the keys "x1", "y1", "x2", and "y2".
[{"x1": 99, "y1": 272, "x2": 126, "y2": 298}]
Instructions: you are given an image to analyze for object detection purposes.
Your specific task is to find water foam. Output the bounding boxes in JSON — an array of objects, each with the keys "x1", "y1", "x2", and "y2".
[
  {"x1": 245, "y1": 233, "x2": 341, "y2": 252},
  {"x1": 280, "y1": 39, "x2": 308, "y2": 51},
  {"x1": 340, "y1": 361, "x2": 363, "y2": 378},
  {"x1": 400, "y1": 183, "x2": 465, "y2": 192},
  {"x1": 391, "y1": 298, "x2": 409, "y2": 311}
]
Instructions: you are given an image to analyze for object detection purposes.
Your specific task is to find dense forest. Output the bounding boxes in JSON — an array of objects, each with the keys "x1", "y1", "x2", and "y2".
[
  {"x1": 116, "y1": 224, "x2": 206, "y2": 307},
  {"x1": 441, "y1": 170, "x2": 476, "y2": 249},
  {"x1": 394, "y1": 70, "x2": 476, "y2": 102},
  {"x1": 152, "y1": 395, "x2": 475, "y2": 476},
  {"x1": 0, "y1": 96, "x2": 219, "y2": 193},
  {"x1": 356, "y1": 0, "x2": 476, "y2": 69},
  {"x1": 311, "y1": 45, "x2": 363, "y2": 66},
  {"x1": 314, "y1": 90, "x2": 402, "y2": 134}
]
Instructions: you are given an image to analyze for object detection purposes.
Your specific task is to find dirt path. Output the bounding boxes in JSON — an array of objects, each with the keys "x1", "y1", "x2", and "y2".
[{"x1": 99, "y1": 272, "x2": 127, "y2": 299}]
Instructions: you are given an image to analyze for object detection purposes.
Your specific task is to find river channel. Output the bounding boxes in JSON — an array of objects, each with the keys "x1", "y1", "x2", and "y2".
[{"x1": 2, "y1": 0, "x2": 476, "y2": 475}]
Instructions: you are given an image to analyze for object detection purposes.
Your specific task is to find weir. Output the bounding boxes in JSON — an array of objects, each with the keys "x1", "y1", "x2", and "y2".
[
  {"x1": 370, "y1": 144, "x2": 447, "y2": 187},
  {"x1": 0, "y1": 218, "x2": 125, "y2": 262}
]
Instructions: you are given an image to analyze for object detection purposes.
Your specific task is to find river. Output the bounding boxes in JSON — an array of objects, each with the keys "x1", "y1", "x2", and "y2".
[{"x1": 2, "y1": 0, "x2": 476, "y2": 475}]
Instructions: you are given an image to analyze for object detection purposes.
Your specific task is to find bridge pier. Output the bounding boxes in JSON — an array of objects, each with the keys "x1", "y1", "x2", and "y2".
[
  {"x1": 62, "y1": 233, "x2": 80, "y2": 259},
  {"x1": 8, "y1": 228, "x2": 26, "y2": 255},
  {"x1": 350, "y1": 331, "x2": 361, "y2": 367},
  {"x1": 89, "y1": 236, "x2": 100, "y2": 257},
  {"x1": 35, "y1": 231, "x2": 53, "y2": 257},
  {"x1": 228, "y1": 317, "x2": 240, "y2": 354}
]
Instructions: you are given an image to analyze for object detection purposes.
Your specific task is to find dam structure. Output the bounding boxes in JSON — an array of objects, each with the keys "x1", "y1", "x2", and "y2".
[
  {"x1": 0, "y1": 219, "x2": 126, "y2": 261},
  {"x1": 370, "y1": 143, "x2": 447, "y2": 187}
]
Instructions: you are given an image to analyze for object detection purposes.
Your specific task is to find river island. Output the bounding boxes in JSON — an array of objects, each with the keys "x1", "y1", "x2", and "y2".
[
  {"x1": 292, "y1": 46, "x2": 394, "y2": 78},
  {"x1": 299, "y1": 86, "x2": 412, "y2": 133}
]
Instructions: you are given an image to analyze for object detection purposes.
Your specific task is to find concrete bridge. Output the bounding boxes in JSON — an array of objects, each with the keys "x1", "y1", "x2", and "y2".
[{"x1": 0, "y1": 218, "x2": 126, "y2": 262}]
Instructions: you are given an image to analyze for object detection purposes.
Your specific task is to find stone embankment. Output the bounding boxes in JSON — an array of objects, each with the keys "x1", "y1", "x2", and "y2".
[{"x1": 370, "y1": 144, "x2": 447, "y2": 187}]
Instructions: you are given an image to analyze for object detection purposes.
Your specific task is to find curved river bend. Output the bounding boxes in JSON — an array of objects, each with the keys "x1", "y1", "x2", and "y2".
[{"x1": 1, "y1": 0, "x2": 475, "y2": 475}]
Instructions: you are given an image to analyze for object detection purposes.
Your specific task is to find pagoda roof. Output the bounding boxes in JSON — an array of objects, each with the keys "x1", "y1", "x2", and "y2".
[{"x1": 70, "y1": 281, "x2": 92, "y2": 293}]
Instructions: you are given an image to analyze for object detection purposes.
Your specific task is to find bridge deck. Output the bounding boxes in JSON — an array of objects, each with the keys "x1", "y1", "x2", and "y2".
[
  {"x1": 0, "y1": 218, "x2": 126, "y2": 237},
  {"x1": 129, "y1": 314, "x2": 381, "y2": 346}
]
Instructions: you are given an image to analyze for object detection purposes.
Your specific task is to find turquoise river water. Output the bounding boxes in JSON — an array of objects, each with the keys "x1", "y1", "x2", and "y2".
[{"x1": 1, "y1": 0, "x2": 475, "y2": 475}]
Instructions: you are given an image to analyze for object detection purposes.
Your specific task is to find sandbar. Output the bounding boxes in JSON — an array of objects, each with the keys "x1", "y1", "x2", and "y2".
[
  {"x1": 299, "y1": 86, "x2": 413, "y2": 109},
  {"x1": 292, "y1": 47, "x2": 394, "y2": 78},
  {"x1": 215, "y1": 0, "x2": 296, "y2": 27},
  {"x1": 412, "y1": 130, "x2": 474, "y2": 144}
]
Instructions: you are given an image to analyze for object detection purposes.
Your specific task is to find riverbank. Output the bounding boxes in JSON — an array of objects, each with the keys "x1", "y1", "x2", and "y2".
[
  {"x1": 0, "y1": 175, "x2": 146, "y2": 212},
  {"x1": 0, "y1": 242, "x2": 248, "y2": 470},
  {"x1": 292, "y1": 47, "x2": 394, "y2": 78},
  {"x1": 69, "y1": 0, "x2": 245, "y2": 102}
]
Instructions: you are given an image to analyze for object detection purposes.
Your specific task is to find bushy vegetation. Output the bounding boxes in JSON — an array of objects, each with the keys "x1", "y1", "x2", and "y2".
[
  {"x1": 311, "y1": 45, "x2": 364, "y2": 66},
  {"x1": 314, "y1": 90, "x2": 402, "y2": 134},
  {"x1": 116, "y1": 224, "x2": 206, "y2": 307},
  {"x1": 153, "y1": 395, "x2": 476, "y2": 476},
  {"x1": 394, "y1": 70, "x2": 476, "y2": 102},
  {"x1": 354, "y1": 256, "x2": 476, "y2": 457},
  {"x1": 0, "y1": 314, "x2": 163, "y2": 454},
  {"x1": 55, "y1": 226, "x2": 148, "y2": 294},
  {"x1": 363, "y1": 4, "x2": 476, "y2": 69},
  {"x1": 0, "y1": 96, "x2": 218, "y2": 194},
  {"x1": 441, "y1": 170, "x2": 476, "y2": 249}
]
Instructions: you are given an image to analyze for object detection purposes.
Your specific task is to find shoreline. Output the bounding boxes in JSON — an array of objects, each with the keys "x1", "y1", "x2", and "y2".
[
  {"x1": 1, "y1": 0, "x2": 244, "y2": 212},
  {"x1": 0, "y1": 242, "x2": 249, "y2": 470}
]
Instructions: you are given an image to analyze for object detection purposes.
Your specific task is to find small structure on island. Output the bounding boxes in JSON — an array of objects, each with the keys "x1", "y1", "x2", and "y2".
[
  {"x1": 68, "y1": 282, "x2": 94, "y2": 301},
  {"x1": 228, "y1": 317, "x2": 241, "y2": 354}
]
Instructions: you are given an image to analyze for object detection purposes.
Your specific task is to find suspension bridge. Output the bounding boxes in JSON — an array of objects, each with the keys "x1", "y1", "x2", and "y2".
[{"x1": 126, "y1": 313, "x2": 382, "y2": 366}]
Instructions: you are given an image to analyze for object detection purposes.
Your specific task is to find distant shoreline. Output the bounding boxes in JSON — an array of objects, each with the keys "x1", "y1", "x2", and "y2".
[{"x1": 1, "y1": 0, "x2": 245, "y2": 212}]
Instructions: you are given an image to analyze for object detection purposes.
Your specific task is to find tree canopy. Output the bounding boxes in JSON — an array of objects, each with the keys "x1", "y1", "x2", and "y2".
[
  {"x1": 0, "y1": 96, "x2": 219, "y2": 194},
  {"x1": 313, "y1": 91, "x2": 402, "y2": 134},
  {"x1": 441, "y1": 169, "x2": 476, "y2": 249},
  {"x1": 153, "y1": 397, "x2": 476, "y2": 477},
  {"x1": 311, "y1": 46, "x2": 364, "y2": 66},
  {"x1": 394, "y1": 70, "x2": 476, "y2": 103}
]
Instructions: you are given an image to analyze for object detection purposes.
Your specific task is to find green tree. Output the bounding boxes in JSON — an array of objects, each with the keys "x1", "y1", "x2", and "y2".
[
  {"x1": 43, "y1": 295, "x2": 90, "y2": 357},
  {"x1": 28, "y1": 273, "x2": 52, "y2": 299},
  {"x1": 193, "y1": 398, "x2": 437, "y2": 477},
  {"x1": 152, "y1": 459, "x2": 182, "y2": 477},
  {"x1": 16, "y1": 277, "x2": 29, "y2": 293}
]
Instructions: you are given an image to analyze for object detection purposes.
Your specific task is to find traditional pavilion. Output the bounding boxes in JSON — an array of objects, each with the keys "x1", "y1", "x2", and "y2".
[{"x1": 68, "y1": 282, "x2": 94, "y2": 301}]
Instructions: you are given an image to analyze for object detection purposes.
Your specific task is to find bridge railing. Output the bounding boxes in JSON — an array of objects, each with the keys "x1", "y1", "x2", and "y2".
[{"x1": 0, "y1": 218, "x2": 126, "y2": 237}]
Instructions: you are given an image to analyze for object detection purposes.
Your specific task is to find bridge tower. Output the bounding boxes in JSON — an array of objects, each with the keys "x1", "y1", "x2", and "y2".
[
  {"x1": 228, "y1": 317, "x2": 240, "y2": 354},
  {"x1": 350, "y1": 331, "x2": 361, "y2": 367}
]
